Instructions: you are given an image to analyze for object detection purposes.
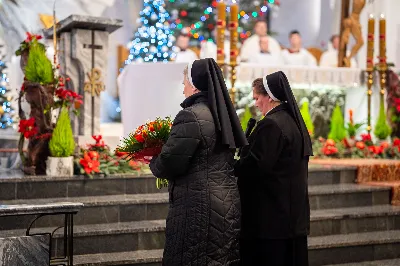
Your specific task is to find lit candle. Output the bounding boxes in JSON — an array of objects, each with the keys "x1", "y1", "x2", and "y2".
[
  {"x1": 379, "y1": 14, "x2": 386, "y2": 69},
  {"x1": 216, "y1": 0, "x2": 226, "y2": 64},
  {"x1": 366, "y1": 14, "x2": 375, "y2": 71},
  {"x1": 229, "y1": 2, "x2": 239, "y2": 64}
]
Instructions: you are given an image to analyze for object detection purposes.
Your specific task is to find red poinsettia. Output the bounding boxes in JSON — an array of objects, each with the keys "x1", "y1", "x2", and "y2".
[
  {"x1": 79, "y1": 153, "x2": 100, "y2": 174},
  {"x1": 18, "y1": 118, "x2": 38, "y2": 139}
]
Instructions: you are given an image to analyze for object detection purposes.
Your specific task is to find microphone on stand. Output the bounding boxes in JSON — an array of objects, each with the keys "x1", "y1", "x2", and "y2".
[{"x1": 238, "y1": 118, "x2": 257, "y2": 157}]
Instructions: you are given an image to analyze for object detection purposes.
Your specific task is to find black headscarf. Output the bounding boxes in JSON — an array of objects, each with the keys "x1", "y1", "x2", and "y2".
[
  {"x1": 187, "y1": 58, "x2": 248, "y2": 149},
  {"x1": 263, "y1": 71, "x2": 313, "y2": 156}
]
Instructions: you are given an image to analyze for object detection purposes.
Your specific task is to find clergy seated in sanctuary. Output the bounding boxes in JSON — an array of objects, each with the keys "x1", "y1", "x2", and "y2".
[
  {"x1": 282, "y1": 30, "x2": 317, "y2": 67},
  {"x1": 240, "y1": 20, "x2": 281, "y2": 62},
  {"x1": 235, "y1": 72, "x2": 312, "y2": 266},
  {"x1": 319, "y1": 34, "x2": 358, "y2": 68},
  {"x1": 174, "y1": 34, "x2": 198, "y2": 63},
  {"x1": 248, "y1": 35, "x2": 284, "y2": 66}
]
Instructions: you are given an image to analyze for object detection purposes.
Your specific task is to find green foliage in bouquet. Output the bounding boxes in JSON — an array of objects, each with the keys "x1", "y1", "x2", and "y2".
[
  {"x1": 346, "y1": 122, "x2": 364, "y2": 138},
  {"x1": 374, "y1": 99, "x2": 391, "y2": 140},
  {"x1": 300, "y1": 100, "x2": 314, "y2": 136},
  {"x1": 49, "y1": 107, "x2": 75, "y2": 157},
  {"x1": 328, "y1": 104, "x2": 346, "y2": 142},
  {"x1": 240, "y1": 105, "x2": 253, "y2": 132},
  {"x1": 25, "y1": 41, "x2": 54, "y2": 84}
]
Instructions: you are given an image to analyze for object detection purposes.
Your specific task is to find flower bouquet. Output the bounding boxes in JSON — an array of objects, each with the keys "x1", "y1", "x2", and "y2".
[{"x1": 117, "y1": 117, "x2": 172, "y2": 188}]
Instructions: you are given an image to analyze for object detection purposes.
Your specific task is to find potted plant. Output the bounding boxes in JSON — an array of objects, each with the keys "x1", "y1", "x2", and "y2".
[{"x1": 46, "y1": 107, "x2": 76, "y2": 176}]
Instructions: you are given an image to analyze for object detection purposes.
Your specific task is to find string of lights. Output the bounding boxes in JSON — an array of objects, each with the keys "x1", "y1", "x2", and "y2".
[
  {"x1": 0, "y1": 59, "x2": 15, "y2": 129},
  {"x1": 125, "y1": 0, "x2": 176, "y2": 64},
  {"x1": 167, "y1": 0, "x2": 278, "y2": 42}
]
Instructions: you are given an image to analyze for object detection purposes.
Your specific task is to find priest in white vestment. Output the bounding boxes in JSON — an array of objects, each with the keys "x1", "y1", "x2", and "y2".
[
  {"x1": 239, "y1": 20, "x2": 281, "y2": 62},
  {"x1": 174, "y1": 34, "x2": 198, "y2": 63},
  {"x1": 319, "y1": 34, "x2": 358, "y2": 68},
  {"x1": 281, "y1": 30, "x2": 317, "y2": 67},
  {"x1": 248, "y1": 36, "x2": 284, "y2": 66}
]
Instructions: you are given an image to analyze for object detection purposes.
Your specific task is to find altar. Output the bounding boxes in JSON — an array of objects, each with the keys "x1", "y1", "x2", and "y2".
[
  {"x1": 117, "y1": 62, "x2": 186, "y2": 136},
  {"x1": 118, "y1": 62, "x2": 382, "y2": 138}
]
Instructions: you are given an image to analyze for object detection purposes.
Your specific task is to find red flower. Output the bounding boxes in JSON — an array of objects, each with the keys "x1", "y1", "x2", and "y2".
[
  {"x1": 361, "y1": 133, "x2": 372, "y2": 142},
  {"x1": 326, "y1": 139, "x2": 336, "y2": 147},
  {"x1": 356, "y1": 141, "x2": 366, "y2": 150},
  {"x1": 149, "y1": 123, "x2": 155, "y2": 132},
  {"x1": 394, "y1": 139, "x2": 400, "y2": 147},
  {"x1": 322, "y1": 145, "x2": 338, "y2": 156},
  {"x1": 87, "y1": 151, "x2": 99, "y2": 160},
  {"x1": 129, "y1": 160, "x2": 141, "y2": 170},
  {"x1": 368, "y1": 145, "x2": 383, "y2": 155},
  {"x1": 380, "y1": 141, "x2": 390, "y2": 149},
  {"x1": 135, "y1": 134, "x2": 145, "y2": 143},
  {"x1": 20, "y1": 83, "x2": 25, "y2": 92},
  {"x1": 25, "y1": 32, "x2": 42, "y2": 43},
  {"x1": 394, "y1": 98, "x2": 400, "y2": 112},
  {"x1": 115, "y1": 151, "x2": 128, "y2": 157},
  {"x1": 18, "y1": 118, "x2": 38, "y2": 139},
  {"x1": 93, "y1": 135, "x2": 103, "y2": 143},
  {"x1": 79, "y1": 153, "x2": 100, "y2": 174}
]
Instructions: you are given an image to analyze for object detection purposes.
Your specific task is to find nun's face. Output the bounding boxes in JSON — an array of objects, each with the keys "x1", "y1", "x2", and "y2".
[
  {"x1": 183, "y1": 74, "x2": 197, "y2": 98},
  {"x1": 253, "y1": 89, "x2": 272, "y2": 114}
]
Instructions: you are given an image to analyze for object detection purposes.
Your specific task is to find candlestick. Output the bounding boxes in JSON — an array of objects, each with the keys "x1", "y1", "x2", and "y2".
[
  {"x1": 216, "y1": 0, "x2": 226, "y2": 66},
  {"x1": 366, "y1": 14, "x2": 375, "y2": 71},
  {"x1": 229, "y1": 2, "x2": 238, "y2": 64},
  {"x1": 366, "y1": 14, "x2": 375, "y2": 133}
]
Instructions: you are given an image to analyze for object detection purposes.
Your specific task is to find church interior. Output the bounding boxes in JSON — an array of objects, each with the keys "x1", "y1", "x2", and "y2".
[{"x1": 0, "y1": 0, "x2": 400, "y2": 265}]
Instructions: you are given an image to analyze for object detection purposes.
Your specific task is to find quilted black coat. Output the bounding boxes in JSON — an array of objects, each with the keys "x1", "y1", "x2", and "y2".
[{"x1": 150, "y1": 92, "x2": 241, "y2": 266}]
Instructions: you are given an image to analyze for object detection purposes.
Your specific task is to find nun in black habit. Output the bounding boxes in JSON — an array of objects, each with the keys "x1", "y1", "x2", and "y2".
[
  {"x1": 235, "y1": 71, "x2": 313, "y2": 266},
  {"x1": 149, "y1": 58, "x2": 247, "y2": 266}
]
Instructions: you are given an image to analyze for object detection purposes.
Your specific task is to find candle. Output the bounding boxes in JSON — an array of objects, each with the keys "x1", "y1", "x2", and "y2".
[
  {"x1": 366, "y1": 14, "x2": 375, "y2": 71},
  {"x1": 379, "y1": 14, "x2": 386, "y2": 69},
  {"x1": 229, "y1": 2, "x2": 239, "y2": 64},
  {"x1": 216, "y1": 0, "x2": 226, "y2": 64}
]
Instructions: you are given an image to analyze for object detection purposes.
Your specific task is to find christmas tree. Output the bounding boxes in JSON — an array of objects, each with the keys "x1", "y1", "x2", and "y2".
[
  {"x1": 126, "y1": 0, "x2": 176, "y2": 63},
  {"x1": 0, "y1": 59, "x2": 15, "y2": 129},
  {"x1": 165, "y1": 0, "x2": 279, "y2": 45},
  {"x1": 166, "y1": 0, "x2": 216, "y2": 42}
]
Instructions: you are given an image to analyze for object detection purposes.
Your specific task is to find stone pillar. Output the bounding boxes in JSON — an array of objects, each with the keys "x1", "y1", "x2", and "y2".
[{"x1": 44, "y1": 15, "x2": 122, "y2": 136}]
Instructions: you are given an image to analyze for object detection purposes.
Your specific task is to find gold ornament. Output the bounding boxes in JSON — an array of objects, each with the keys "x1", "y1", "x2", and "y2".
[{"x1": 84, "y1": 68, "x2": 105, "y2": 97}]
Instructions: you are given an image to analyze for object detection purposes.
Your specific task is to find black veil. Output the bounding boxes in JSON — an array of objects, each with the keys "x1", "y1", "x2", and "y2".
[
  {"x1": 188, "y1": 58, "x2": 248, "y2": 149},
  {"x1": 264, "y1": 71, "x2": 313, "y2": 156}
]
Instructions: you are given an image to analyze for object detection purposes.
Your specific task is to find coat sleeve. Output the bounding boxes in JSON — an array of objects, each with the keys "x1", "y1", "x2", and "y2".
[
  {"x1": 235, "y1": 119, "x2": 284, "y2": 176},
  {"x1": 149, "y1": 109, "x2": 202, "y2": 180}
]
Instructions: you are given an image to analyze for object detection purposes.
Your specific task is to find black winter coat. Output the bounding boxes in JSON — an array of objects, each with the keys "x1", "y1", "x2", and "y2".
[{"x1": 150, "y1": 92, "x2": 241, "y2": 266}]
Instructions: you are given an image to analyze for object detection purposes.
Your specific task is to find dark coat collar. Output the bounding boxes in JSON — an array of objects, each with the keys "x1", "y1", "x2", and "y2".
[
  {"x1": 265, "y1": 103, "x2": 288, "y2": 117},
  {"x1": 180, "y1": 91, "x2": 208, "y2": 108}
]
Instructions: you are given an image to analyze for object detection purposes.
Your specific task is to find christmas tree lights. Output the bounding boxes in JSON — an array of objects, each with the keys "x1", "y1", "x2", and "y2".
[
  {"x1": 125, "y1": 0, "x2": 176, "y2": 64},
  {"x1": 0, "y1": 59, "x2": 15, "y2": 129}
]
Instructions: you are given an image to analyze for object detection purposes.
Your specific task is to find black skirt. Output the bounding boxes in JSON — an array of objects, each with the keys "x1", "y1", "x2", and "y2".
[{"x1": 240, "y1": 236, "x2": 308, "y2": 266}]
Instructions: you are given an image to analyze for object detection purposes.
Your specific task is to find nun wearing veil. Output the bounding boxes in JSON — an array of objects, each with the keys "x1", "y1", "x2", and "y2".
[
  {"x1": 149, "y1": 58, "x2": 247, "y2": 265},
  {"x1": 235, "y1": 71, "x2": 313, "y2": 265}
]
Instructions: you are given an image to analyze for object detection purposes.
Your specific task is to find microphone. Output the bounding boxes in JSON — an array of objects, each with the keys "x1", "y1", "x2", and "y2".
[{"x1": 238, "y1": 118, "x2": 257, "y2": 157}]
